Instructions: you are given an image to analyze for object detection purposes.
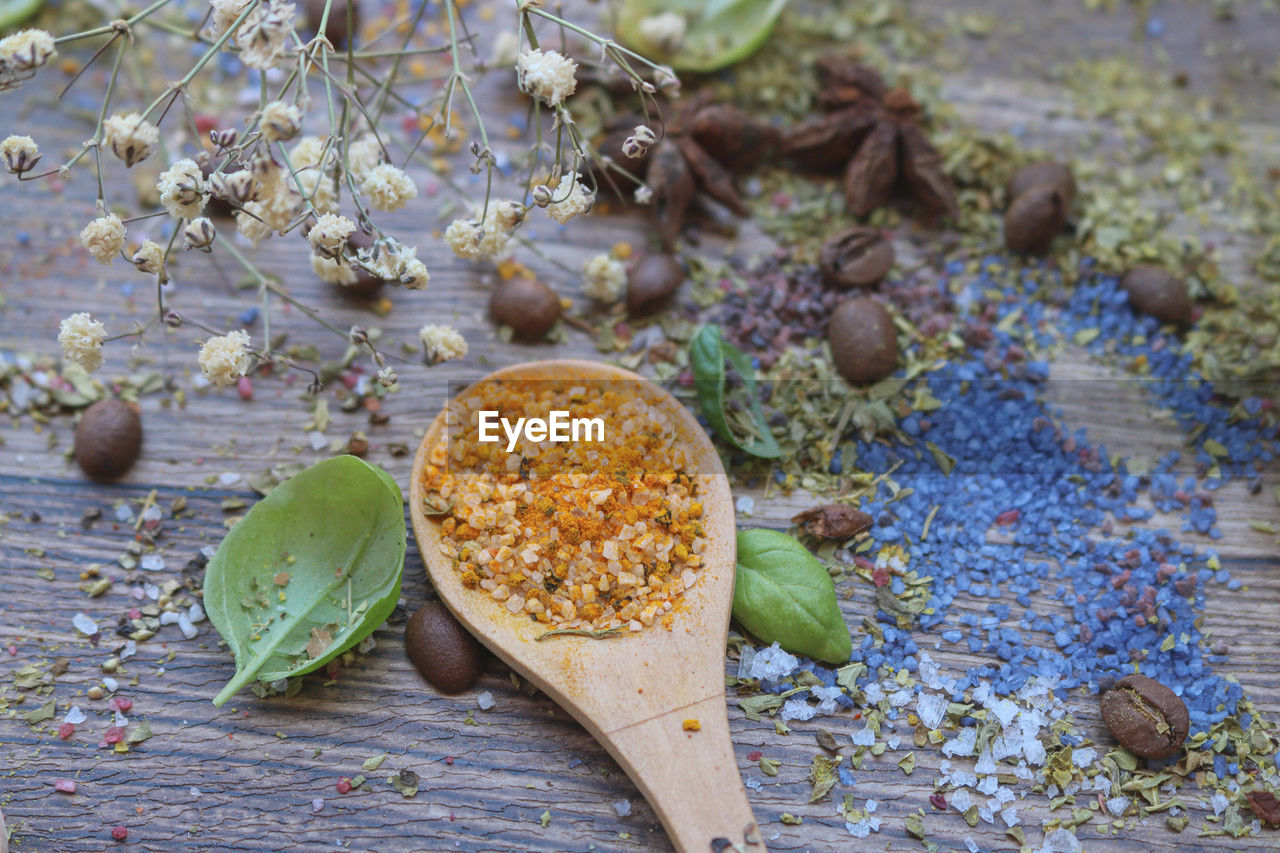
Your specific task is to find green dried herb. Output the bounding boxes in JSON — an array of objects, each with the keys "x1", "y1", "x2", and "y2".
[
  {"x1": 205, "y1": 456, "x2": 405, "y2": 706},
  {"x1": 733, "y1": 528, "x2": 851, "y2": 663},
  {"x1": 808, "y1": 754, "x2": 841, "y2": 803},
  {"x1": 616, "y1": 0, "x2": 791, "y2": 73},
  {"x1": 689, "y1": 325, "x2": 781, "y2": 459}
]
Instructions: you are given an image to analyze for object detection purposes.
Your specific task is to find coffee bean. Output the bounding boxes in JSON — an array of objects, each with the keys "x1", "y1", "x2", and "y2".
[
  {"x1": 819, "y1": 227, "x2": 894, "y2": 289},
  {"x1": 490, "y1": 277, "x2": 562, "y2": 339},
  {"x1": 304, "y1": 0, "x2": 359, "y2": 49},
  {"x1": 404, "y1": 601, "x2": 485, "y2": 694},
  {"x1": 1100, "y1": 673, "x2": 1189, "y2": 759},
  {"x1": 1003, "y1": 183, "x2": 1066, "y2": 256},
  {"x1": 828, "y1": 297, "x2": 898, "y2": 384},
  {"x1": 1007, "y1": 161, "x2": 1076, "y2": 208},
  {"x1": 1120, "y1": 264, "x2": 1191, "y2": 326},
  {"x1": 626, "y1": 253, "x2": 685, "y2": 315},
  {"x1": 75, "y1": 399, "x2": 143, "y2": 482}
]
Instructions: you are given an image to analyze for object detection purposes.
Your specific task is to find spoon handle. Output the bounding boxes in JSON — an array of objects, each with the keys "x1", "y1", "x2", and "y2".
[{"x1": 601, "y1": 693, "x2": 763, "y2": 853}]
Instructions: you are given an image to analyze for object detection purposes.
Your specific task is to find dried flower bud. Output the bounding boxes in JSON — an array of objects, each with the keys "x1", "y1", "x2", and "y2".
[
  {"x1": 348, "y1": 325, "x2": 369, "y2": 345},
  {"x1": 164, "y1": 311, "x2": 183, "y2": 328},
  {"x1": 307, "y1": 213, "x2": 356, "y2": 259},
  {"x1": 621, "y1": 124, "x2": 657, "y2": 159},
  {"x1": 103, "y1": 113, "x2": 159, "y2": 167},
  {"x1": 375, "y1": 367, "x2": 398, "y2": 388},
  {"x1": 210, "y1": 128, "x2": 239, "y2": 149},
  {"x1": 531, "y1": 184, "x2": 553, "y2": 207},
  {"x1": 210, "y1": 170, "x2": 258, "y2": 206},
  {"x1": 260, "y1": 101, "x2": 302, "y2": 143},
  {"x1": 0, "y1": 29, "x2": 56, "y2": 90},
  {"x1": 131, "y1": 240, "x2": 165, "y2": 275},
  {"x1": 183, "y1": 217, "x2": 217, "y2": 252},
  {"x1": 1, "y1": 134, "x2": 40, "y2": 174}
]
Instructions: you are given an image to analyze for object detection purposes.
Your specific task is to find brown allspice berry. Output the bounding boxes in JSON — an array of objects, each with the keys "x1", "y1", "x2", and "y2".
[
  {"x1": 1007, "y1": 161, "x2": 1076, "y2": 208},
  {"x1": 75, "y1": 398, "x2": 143, "y2": 482},
  {"x1": 828, "y1": 297, "x2": 899, "y2": 385},
  {"x1": 490, "y1": 276, "x2": 562, "y2": 339},
  {"x1": 404, "y1": 601, "x2": 485, "y2": 694},
  {"x1": 1003, "y1": 183, "x2": 1067, "y2": 256},
  {"x1": 1120, "y1": 265, "x2": 1192, "y2": 326},
  {"x1": 626, "y1": 253, "x2": 685, "y2": 315}
]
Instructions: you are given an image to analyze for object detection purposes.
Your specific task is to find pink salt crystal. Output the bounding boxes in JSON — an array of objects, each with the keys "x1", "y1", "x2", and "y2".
[{"x1": 55, "y1": 779, "x2": 77, "y2": 793}]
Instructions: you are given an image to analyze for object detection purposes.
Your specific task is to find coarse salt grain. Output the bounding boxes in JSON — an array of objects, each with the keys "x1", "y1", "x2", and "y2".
[
  {"x1": 476, "y1": 691, "x2": 495, "y2": 711},
  {"x1": 72, "y1": 613, "x2": 98, "y2": 635}
]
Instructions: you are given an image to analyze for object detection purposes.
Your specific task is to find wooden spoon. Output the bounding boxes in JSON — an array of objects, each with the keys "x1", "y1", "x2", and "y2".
[
  {"x1": 410, "y1": 360, "x2": 762, "y2": 853},
  {"x1": 1, "y1": 805, "x2": 8, "y2": 853}
]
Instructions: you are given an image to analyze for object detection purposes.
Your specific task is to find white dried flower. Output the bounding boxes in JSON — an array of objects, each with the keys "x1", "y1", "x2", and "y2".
[
  {"x1": 237, "y1": 0, "x2": 295, "y2": 70},
  {"x1": 637, "y1": 12, "x2": 687, "y2": 52},
  {"x1": 419, "y1": 324, "x2": 467, "y2": 364},
  {"x1": 491, "y1": 31, "x2": 519, "y2": 68},
  {"x1": 290, "y1": 135, "x2": 333, "y2": 171},
  {"x1": 132, "y1": 240, "x2": 166, "y2": 275},
  {"x1": 57, "y1": 312, "x2": 107, "y2": 373},
  {"x1": 400, "y1": 257, "x2": 430, "y2": 290},
  {"x1": 293, "y1": 168, "x2": 337, "y2": 214},
  {"x1": 546, "y1": 171, "x2": 593, "y2": 225},
  {"x1": 157, "y1": 159, "x2": 208, "y2": 220},
  {"x1": 260, "y1": 101, "x2": 302, "y2": 142},
  {"x1": 515, "y1": 48, "x2": 577, "y2": 107},
  {"x1": 183, "y1": 217, "x2": 217, "y2": 251},
  {"x1": 346, "y1": 136, "x2": 383, "y2": 179},
  {"x1": 375, "y1": 366, "x2": 398, "y2": 387},
  {"x1": 310, "y1": 253, "x2": 359, "y2": 286},
  {"x1": 236, "y1": 205, "x2": 275, "y2": 243},
  {"x1": 308, "y1": 213, "x2": 355, "y2": 258},
  {"x1": 443, "y1": 218, "x2": 484, "y2": 260},
  {"x1": 1, "y1": 134, "x2": 39, "y2": 174},
  {"x1": 355, "y1": 236, "x2": 419, "y2": 282},
  {"x1": 208, "y1": 0, "x2": 252, "y2": 38},
  {"x1": 79, "y1": 215, "x2": 127, "y2": 265},
  {"x1": 361, "y1": 163, "x2": 416, "y2": 212},
  {"x1": 198, "y1": 330, "x2": 253, "y2": 386},
  {"x1": 634, "y1": 184, "x2": 653, "y2": 205},
  {"x1": 622, "y1": 125, "x2": 657, "y2": 159},
  {"x1": 103, "y1": 113, "x2": 159, "y2": 167},
  {"x1": 653, "y1": 64, "x2": 680, "y2": 94},
  {"x1": 0, "y1": 29, "x2": 56, "y2": 89},
  {"x1": 582, "y1": 254, "x2": 627, "y2": 303}
]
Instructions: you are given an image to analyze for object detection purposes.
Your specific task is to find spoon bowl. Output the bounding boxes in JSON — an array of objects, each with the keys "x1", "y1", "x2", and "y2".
[{"x1": 410, "y1": 359, "x2": 760, "y2": 852}]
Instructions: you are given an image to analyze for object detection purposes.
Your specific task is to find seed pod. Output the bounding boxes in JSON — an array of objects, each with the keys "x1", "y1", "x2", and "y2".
[
  {"x1": 1003, "y1": 183, "x2": 1066, "y2": 256},
  {"x1": 898, "y1": 124, "x2": 958, "y2": 217},
  {"x1": 1120, "y1": 264, "x2": 1192, "y2": 326},
  {"x1": 404, "y1": 601, "x2": 485, "y2": 694},
  {"x1": 490, "y1": 277, "x2": 562, "y2": 339},
  {"x1": 627, "y1": 253, "x2": 685, "y2": 315},
  {"x1": 1007, "y1": 161, "x2": 1076, "y2": 209},
  {"x1": 75, "y1": 399, "x2": 143, "y2": 482},
  {"x1": 781, "y1": 107, "x2": 878, "y2": 173},
  {"x1": 690, "y1": 105, "x2": 780, "y2": 172},
  {"x1": 646, "y1": 138, "x2": 695, "y2": 250},
  {"x1": 590, "y1": 120, "x2": 650, "y2": 181},
  {"x1": 815, "y1": 54, "x2": 888, "y2": 110},
  {"x1": 843, "y1": 121, "x2": 899, "y2": 217},
  {"x1": 828, "y1": 297, "x2": 899, "y2": 385},
  {"x1": 1100, "y1": 674, "x2": 1189, "y2": 759},
  {"x1": 819, "y1": 227, "x2": 894, "y2": 289},
  {"x1": 792, "y1": 504, "x2": 873, "y2": 540},
  {"x1": 674, "y1": 136, "x2": 747, "y2": 217}
]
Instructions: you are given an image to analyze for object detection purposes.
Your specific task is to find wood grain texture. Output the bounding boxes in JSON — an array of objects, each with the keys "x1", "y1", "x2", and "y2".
[{"x1": 1, "y1": 0, "x2": 1278, "y2": 851}]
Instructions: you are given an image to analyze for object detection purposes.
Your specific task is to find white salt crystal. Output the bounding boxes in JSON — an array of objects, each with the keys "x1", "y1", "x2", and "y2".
[
  {"x1": 1071, "y1": 747, "x2": 1096, "y2": 768},
  {"x1": 140, "y1": 554, "x2": 165, "y2": 571},
  {"x1": 1038, "y1": 828, "x2": 1083, "y2": 853},
  {"x1": 943, "y1": 728, "x2": 978, "y2": 757},
  {"x1": 747, "y1": 644, "x2": 798, "y2": 681},
  {"x1": 976, "y1": 776, "x2": 999, "y2": 796},
  {"x1": 114, "y1": 504, "x2": 134, "y2": 522},
  {"x1": 780, "y1": 698, "x2": 815, "y2": 722},
  {"x1": 476, "y1": 691, "x2": 495, "y2": 710},
  {"x1": 159, "y1": 611, "x2": 181, "y2": 626},
  {"x1": 850, "y1": 727, "x2": 875, "y2": 747},
  {"x1": 189, "y1": 788, "x2": 202, "y2": 799},
  {"x1": 812, "y1": 685, "x2": 843, "y2": 714},
  {"x1": 64, "y1": 706, "x2": 87, "y2": 725},
  {"x1": 973, "y1": 682, "x2": 993, "y2": 707},
  {"x1": 141, "y1": 505, "x2": 162, "y2": 522},
  {"x1": 993, "y1": 786, "x2": 1015, "y2": 805},
  {"x1": 144, "y1": 583, "x2": 160, "y2": 600},
  {"x1": 744, "y1": 778, "x2": 761, "y2": 791},
  {"x1": 917, "y1": 692, "x2": 947, "y2": 730},
  {"x1": 308, "y1": 432, "x2": 327, "y2": 451},
  {"x1": 845, "y1": 817, "x2": 880, "y2": 838},
  {"x1": 1210, "y1": 792, "x2": 1229, "y2": 815},
  {"x1": 974, "y1": 748, "x2": 997, "y2": 775},
  {"x1": 736, "y1": 647, "x2": 756, "y2": 680},
  {"x1": 178, "y1": 614, "x2": 197, "y2": 639},
  {"x1": 888, "y1": 688, "x2": 914, "y2": 706},
  {"x1": 612, "y1": 800, "x2": 632, "y2": 817},
  {"x1": 991, "y1": 698, "x2": 1018, "y2": 726},
  {"x1": 1106, "y1": 797, "x2": 1129, "y2": 817},
  {"x1": 863, "y1": 683, "x2": 885, "y2": 704},
  {"x1": 964, "y1": 839, "x2": 980, "y2": 853},
  {"x1": 999, "y1": 806, "x2": 1019, "y2": 827},
  {"x1": 978, "y1": 805, "x2": 995, "y2": 824},
  {"x1": 865, "y1": 800, "x2": 878, "y2": 813},
  {"x1": 311, "y1": 798, "x2": 324, "y2": 813},
  {"x1": 218, "y1": 472, "x2": 242, "y2": 485},
  {"x1": 1023, "y1": 735, "x2": 1047, "y2": 766},
  {"x1": 949, "y1": 789, "x2": 973, "y2": 812},
  {"x1": 114, "y1": 710, "x2": 129, "y2": 727},
  {"x1": 200, "y1": 545, "x2": 218, "y2": 560},
  {"x1": 72, "y1": 613, "x2": 99, "y2": 635},
  {"x1": 1012, "y1": 762, "x2": 1033, "y2": 781},
  {"x1": 102, "y1": 676, "x2": 119, "y2": 692},
  {"x1": 735, "y1": 496, "x2": 755, "y2": 515},
  {"x1": 187, "y1": 603, "x2": 206, "y2": 624},
  {"x1": 886, "y1": 737, "x2": 901, "y2": 750},
  {"x1": 119, "y1": 641, "x2": 137, "y2": 661}
]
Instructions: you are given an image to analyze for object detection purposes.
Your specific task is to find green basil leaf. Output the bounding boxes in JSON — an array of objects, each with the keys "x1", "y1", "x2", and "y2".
[
  {"x1": 689, "y1": 325, "x2": 781, "y2": 459},
  {"x1": 616, "y1": 0, "x2": 791, "y2": 73},
  {"x1": 206, "y1": 455, "x2": 406, "y2": 706},
  {"x1": 732, "y1": 528, "x2": 851, "y2": 664}
]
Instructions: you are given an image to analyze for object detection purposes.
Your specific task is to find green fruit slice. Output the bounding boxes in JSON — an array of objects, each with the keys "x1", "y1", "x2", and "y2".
[{"x1": 616, "y1": 0, "x2": 790, "y2": 74}]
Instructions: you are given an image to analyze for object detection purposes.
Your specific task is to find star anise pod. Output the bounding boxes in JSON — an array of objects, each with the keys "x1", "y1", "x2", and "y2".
[
  {"x1": 782, "y1": 54, "x2": 957, "y2": 219},
  {"x1": 591, "y1": 94, "x2": 780, "y2": 249}
]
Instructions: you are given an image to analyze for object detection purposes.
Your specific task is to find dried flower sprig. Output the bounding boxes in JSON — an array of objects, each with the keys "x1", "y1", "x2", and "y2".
[{"x1": 3, "y1": 0, "x2": 673, "y2": 389}]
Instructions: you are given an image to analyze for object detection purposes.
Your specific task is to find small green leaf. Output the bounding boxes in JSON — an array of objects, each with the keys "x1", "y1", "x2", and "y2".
[
  {"x1": 205, "y1": 456, "x2": 406, "y2": 706},
  {"x1": 689, "y1": 325, "x2": 781, "y2": 459},
  {"x1": 616, "y1": 0, "x2": 791, "y2": 73},
  {"x1": 732, "y1": 528, "x2": 851, "y2": 663}
]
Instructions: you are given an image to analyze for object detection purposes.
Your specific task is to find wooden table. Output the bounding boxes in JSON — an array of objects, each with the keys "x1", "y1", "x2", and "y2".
[{"x1": 1, "y1": 1, "x2": 1277, "y2": 850}]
